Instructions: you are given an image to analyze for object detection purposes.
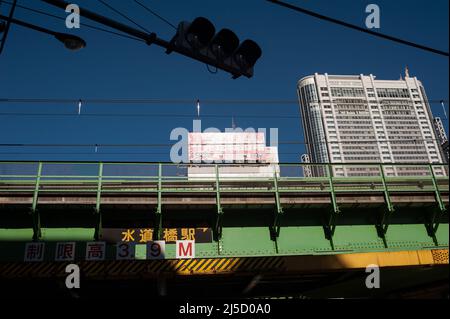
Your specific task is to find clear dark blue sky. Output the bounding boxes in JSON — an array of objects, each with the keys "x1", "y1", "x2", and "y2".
[{"x1": 0, "y1": 0, "x2": 448, "y2": 163}]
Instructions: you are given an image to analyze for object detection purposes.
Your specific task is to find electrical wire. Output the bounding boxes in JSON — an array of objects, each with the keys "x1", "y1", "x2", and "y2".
[
  {"x1": 0, "y1": 138, "x2": 443, "y2": 148},
  {"x1": 133, "y1": 0, "x2": 177, "y2": 30},
  {"x1": 0, "y1": 98, "x2": 447, "y2": 105},
  {"x1": 0, "y1": 0, "x2": 17, "y2": 54},
  {"x1": 0, "y1": 112, "x2": 300, "y2": 119},
  {"x1": 97, "y1": 0, "x2": 151, "y2": 34},
  {"x1": 267, "y1": 0, "x2": 449, "y2": 57},
  {"x1": 0, "y1": 152, "x2": 302, "y2": 155},
  {"x1": 0, "y1": 0, "x2": 145, "y2": 42}
]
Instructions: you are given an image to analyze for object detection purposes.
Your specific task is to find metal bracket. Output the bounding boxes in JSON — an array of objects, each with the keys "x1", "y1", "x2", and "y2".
[
  {"x1": 214, "y1": 164, "x2": 224, "y2": 241},
  {"x1": 154, "y1": 163, "x2": 163, "y2": 240},
  {"x1": 324, "y1": 164, "x2": 340, "y2": 250},
  {"x1": 426, "y1": 164, "x2": 447, "y2": 246},
  {"x1": 94, "y1": 162, "x2": 103, "y2": 241},
  {"x1": 376, "y1": 164, "x2": 395, "y2": 248},
  {"x1": 145, "y1": 32, "x2": 157, "y2": 46},
  {"x1": 30, "y1": 162, "x2": 43, "y2": 241},
  {"x1": 270, "y1": 172, "x2": 284, "y2": 241}
]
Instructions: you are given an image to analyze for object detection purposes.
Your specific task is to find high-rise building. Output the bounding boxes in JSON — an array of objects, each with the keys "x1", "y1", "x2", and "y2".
[{"x1": 297, "y1": 73, "x2": 446, "y2": 177}]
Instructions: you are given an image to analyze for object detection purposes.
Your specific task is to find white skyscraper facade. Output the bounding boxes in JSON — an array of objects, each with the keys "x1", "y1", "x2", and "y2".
[{"x1": 297, "y1": 73, "x2": 446, "y2": 177}]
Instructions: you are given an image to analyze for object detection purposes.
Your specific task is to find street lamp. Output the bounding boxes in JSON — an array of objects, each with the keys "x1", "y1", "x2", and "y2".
[
  {"x1": 54, "y1": 32, "x2": 86, "y2": 51},
  {"x1": 0, "y1": 14, "x2": 86, "y2": 51}
]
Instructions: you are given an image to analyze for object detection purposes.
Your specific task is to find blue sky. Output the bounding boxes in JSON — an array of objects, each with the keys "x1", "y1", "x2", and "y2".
[{"x1": 0, "y1": 0, "x2": 448, "y2": 163}]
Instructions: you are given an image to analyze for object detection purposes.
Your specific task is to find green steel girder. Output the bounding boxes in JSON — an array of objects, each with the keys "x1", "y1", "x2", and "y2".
[
  {"x1": 0, "y1": 223, "x2": 448, "y2": 262},
  {"x1": 0, "y1": 161, "x2": 448, "y2": 261}
]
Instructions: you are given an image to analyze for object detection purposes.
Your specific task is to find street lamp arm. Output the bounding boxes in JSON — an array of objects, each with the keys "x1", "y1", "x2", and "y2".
[
  {"x1": 0, "y1": 14, "x2": 58, "y2": 36},
  {"x1": 41, "y1": 0, "x2": 160, "y2": 46},
  {"x1": 0, "y1": 14, "x2": 86, "y2": 51}
]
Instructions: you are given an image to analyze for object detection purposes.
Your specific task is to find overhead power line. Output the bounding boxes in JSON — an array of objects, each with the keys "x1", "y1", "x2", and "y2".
[
  {"x1": 0, "y1": 152, "x2": 302, "y2": 155},
  {"x1": 133, "y1": 0, "x2": 177, "y2": 30},
  {"x1": 267, "y1": 0, "x2": 449, "y2": 57},
  {"x1": 0, "y1": 98, "x2": 299, "y2": 104},
  {"x1": 0, "y1": 112, "x2": 300, "y2": 119},
  {"x1": 97, "y1": 0, "x2": 151, "y2": 34},
  {"x1": 0, "y1": 138, "x2": 443, "y2": 148},
  {"x1": 0, "y1": 98, "x2": 447, "y2": 105}
]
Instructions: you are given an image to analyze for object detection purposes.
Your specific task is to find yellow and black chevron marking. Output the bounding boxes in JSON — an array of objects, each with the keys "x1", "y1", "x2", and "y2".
[
  {"x1": 167, "y1": 256, "x2": 285, "y2": 275},
  {"x1": 1, "y1": 250, "x2": 449, "y2": 279},
  {"x1": 0, "y1": 257, "x2": 285, "y2": 279}
]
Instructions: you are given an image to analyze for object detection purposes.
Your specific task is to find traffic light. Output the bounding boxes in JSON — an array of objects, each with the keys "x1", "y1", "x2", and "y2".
[{"x1": 167, "y1": 17, "x2": 262, "y2": 79}]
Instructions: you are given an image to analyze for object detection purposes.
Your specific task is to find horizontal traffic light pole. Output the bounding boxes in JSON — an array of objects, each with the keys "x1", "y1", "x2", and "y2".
[{"x1": 41, "y1": 0, "x2": 252, "y2": 78}]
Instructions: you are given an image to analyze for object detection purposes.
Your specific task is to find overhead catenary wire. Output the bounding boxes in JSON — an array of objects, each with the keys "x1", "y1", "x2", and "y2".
[{"x1": 266, "y1": 0, "x2": 450, "y2": 57}]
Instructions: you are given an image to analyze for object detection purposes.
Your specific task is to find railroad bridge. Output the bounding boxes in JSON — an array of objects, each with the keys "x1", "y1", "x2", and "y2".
[{"x1": 0, "y1": 161, "x2": 448, "y2": 298}]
